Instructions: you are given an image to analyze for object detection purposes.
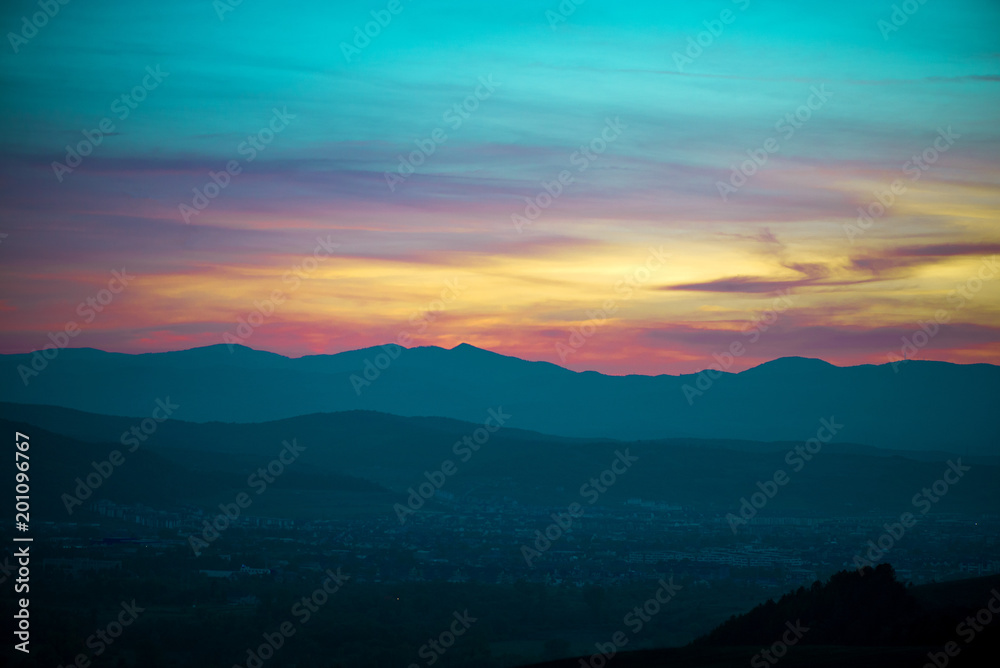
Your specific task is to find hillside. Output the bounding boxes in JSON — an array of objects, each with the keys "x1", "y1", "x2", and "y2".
[
  {"x1": 2, "y1": 344, "x2": 998, "y2": 452},
  {"x1": 524, "y1": 567, "x2": 1000, "y2": 667},
  {"x1": 4, "y1": 404, "x2": 998, "y2": 518}
]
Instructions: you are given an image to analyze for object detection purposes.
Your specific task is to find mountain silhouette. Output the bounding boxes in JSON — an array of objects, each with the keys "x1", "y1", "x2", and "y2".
[
  {"x1": 3, "y1": 404, "x2": 998, "y2": 517},
  {"x1": 2, "y1": 344, "x2": 997, "y2": 452},
  {"x1": 524, "y1": 568, "x2": 1000, "y2": 667}
]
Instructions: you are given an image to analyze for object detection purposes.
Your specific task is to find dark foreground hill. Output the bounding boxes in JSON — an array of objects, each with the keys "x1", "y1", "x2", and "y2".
[
  {"x1": 2, "y1": 343, "x2": 998, "y2": 452},
  {"x1": 524, "y1": 567, "x2": 1000, "y2": 668}
]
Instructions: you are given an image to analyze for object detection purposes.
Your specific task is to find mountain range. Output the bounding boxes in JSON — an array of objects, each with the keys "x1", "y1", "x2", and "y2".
[
  {"x1": 4, "y1": 403, "x2": 998, "y2": 519},
  {"x1": 3, "y1": 343, "x2": 998, "y2": 453}
]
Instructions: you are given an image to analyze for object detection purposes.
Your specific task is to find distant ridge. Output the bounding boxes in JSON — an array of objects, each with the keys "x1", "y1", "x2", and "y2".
[
  {"x1": 3, "y1": 404, "x2": 998, "y2": 517},
  {"x1": 742, "y1": 356, "x2": 838, "y2": 373},
  {"x1": 10, "y1": 341, "x2": 992, "y2": 374},
  {"x1": 1, "y1": 344, "x2": 997, "y2": 452}
]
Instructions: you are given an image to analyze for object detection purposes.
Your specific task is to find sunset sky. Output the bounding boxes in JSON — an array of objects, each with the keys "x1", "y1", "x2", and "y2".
[{"x1": 1, "y1": 0, "x2": 999, "y2": 374}]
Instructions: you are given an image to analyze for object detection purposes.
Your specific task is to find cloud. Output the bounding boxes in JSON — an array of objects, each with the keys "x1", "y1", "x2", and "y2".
[
  {"x1": 662, "y1": 276, "x2": 814, "y2": 294},
  {"x1": 664, "y1": 258, "x2": 848, "y2": 294},
  {"x1": 849, "y1": 242, "x2": 1000, "y2": 276},
  {"x1": 888, "y1": 243, "x2": 1000, "y2": 258}
]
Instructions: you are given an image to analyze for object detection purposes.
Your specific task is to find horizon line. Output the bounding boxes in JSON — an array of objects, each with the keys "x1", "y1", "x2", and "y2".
[{"x1": 1, "y1": 341, "x2": 993, "y2": 378}]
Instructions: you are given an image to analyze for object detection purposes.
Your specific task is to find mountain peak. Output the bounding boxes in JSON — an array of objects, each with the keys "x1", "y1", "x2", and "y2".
[
  {"x1": 450, "y1": 342, "x2": 485, "y2": 352},
  {"x1": 744, "y1": 356, "x2": 838, "y2": 373}
]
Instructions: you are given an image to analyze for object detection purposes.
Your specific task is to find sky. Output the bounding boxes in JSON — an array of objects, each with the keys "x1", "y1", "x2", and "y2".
[{"x1": 1, "y1": 0, "x2": 999, "y2": 375}]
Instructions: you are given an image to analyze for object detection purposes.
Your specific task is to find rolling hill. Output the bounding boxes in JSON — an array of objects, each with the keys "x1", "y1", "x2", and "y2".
[{"x1": 2, "y1": 343, "x2": 998, "y2": 453}]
